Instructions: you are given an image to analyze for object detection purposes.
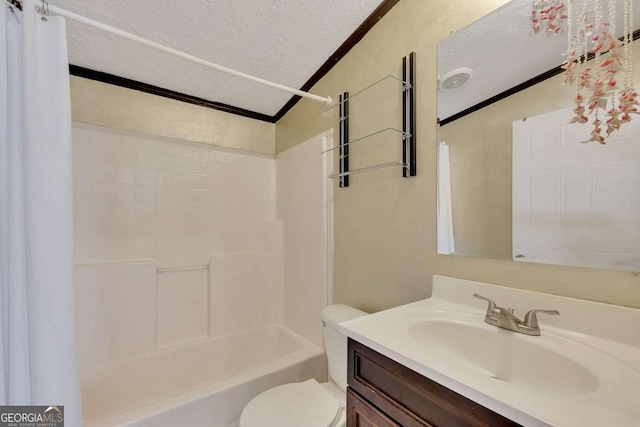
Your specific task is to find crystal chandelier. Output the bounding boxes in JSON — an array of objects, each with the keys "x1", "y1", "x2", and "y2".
[{"x1": 532, "y1": 0, "x2": 637, "y2": 143}]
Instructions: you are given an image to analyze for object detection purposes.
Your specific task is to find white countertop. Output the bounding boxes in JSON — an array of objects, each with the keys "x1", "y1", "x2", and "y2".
[{"x1": 337, "y1": 275, "x2": 640, "y2": 427}]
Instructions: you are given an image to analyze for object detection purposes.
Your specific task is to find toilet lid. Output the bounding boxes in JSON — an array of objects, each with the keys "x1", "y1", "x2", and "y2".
[{"x1": 240, "y1": 379, "x2": 341, "y2": 427}]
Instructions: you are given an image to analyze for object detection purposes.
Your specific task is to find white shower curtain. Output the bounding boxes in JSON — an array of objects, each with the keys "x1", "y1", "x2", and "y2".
[
  {"x1": 437, "y1": 142, "x2": 455, "y2": 255},
  {"x1": 0, "y1": 1, "x2": 81, "y2": 424}
]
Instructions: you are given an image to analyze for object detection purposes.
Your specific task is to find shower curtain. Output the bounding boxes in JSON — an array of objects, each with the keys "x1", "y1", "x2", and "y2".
[
  {"x1": 437, "y1": 141, "x2": 455, "y2": 255},
  {"x1": 0, "y1": 1, "x2": 81, "y2": 424}
]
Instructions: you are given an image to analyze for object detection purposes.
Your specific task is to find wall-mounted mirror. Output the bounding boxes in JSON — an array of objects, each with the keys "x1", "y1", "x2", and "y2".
[{"x1": 437, "y1": 0, "x2": 640, "y2": 272}]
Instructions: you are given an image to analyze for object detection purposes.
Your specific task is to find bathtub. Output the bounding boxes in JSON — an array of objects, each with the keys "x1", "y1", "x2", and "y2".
[{"x1": 82, "y1": 325, "x2": 326, "y2": 427}]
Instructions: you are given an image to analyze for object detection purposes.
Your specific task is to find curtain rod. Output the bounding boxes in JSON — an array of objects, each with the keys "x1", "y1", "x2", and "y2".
[{"x1": 19, "y1": 0, "x2": 333, "y2": 106}]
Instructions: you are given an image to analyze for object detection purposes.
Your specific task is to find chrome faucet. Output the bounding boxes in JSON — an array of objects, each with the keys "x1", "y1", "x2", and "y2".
[{"x1": 473, "y1": 294, "x2": 559, "y2": 336}]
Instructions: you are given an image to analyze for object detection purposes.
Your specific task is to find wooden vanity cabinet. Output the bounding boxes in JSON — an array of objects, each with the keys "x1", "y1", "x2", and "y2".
[{"x1": 346, "y1": 339, "x2": 521, "y2": 427}]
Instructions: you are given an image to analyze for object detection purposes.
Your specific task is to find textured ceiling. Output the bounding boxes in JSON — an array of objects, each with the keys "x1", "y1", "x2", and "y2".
[
  {"x1": 54, "y1": 0, "x2": 385, "y2": 116},
  {"x1": 438, "y1": 0, "x2": 640, "y2": 120}
]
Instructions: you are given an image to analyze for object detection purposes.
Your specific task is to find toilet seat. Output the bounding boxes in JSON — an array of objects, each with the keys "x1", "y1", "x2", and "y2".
[{"x1": 240, "y1": 379, "x2": 341, "y2": 427}]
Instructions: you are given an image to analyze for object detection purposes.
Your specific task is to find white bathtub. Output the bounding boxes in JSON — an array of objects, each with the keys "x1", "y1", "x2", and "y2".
[{"x1": 82, "y1": 325, "x2": 326, "y2": 427}]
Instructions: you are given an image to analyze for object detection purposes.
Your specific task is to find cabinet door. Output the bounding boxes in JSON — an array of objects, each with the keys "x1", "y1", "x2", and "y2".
[{"x1": 348, "y1": 388, "x2": 402, "y2": 427}]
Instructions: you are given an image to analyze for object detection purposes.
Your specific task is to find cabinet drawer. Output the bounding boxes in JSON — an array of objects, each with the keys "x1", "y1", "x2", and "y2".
[
  {"x1": 348, "y1": 339, "x2": 520, "y2": 427},
  {"x1": 348, "y1": 388, "x2": 402, "y2": 427}
]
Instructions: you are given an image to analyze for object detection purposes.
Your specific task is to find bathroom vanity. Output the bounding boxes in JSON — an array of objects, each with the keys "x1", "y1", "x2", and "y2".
[{"x1": 338, "y1": 276, "x2": 640, "y2": 427}]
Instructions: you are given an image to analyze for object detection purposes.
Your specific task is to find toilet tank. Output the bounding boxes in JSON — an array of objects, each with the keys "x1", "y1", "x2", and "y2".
[{"x1": 321, "y1": 305, "x2": 368, "y2": 391}]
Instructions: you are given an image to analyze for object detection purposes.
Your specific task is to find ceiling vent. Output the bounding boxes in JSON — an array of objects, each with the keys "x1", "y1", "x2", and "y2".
[{"x1": 439, "y1": 68, "x2": 473, "y2": 91}]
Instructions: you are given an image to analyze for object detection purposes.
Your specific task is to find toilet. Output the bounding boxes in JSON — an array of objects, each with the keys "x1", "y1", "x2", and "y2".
[{"x1": 239, "y1": 305, "x2": 368, "y2": 427}]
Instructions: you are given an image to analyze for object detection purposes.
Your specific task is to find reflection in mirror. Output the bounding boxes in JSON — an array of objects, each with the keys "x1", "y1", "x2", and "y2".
[{"x1": 437, "y1": 0, "x2": 640, "y2": 272}]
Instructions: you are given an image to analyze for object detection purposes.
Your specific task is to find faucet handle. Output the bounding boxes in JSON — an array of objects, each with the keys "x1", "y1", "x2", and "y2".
[
  {"x1": 473, "y1": 293, "x2": 497, "y2": 316},
  {"x1": 523, "y1": 309, "x2": 560, "y2": 328}
]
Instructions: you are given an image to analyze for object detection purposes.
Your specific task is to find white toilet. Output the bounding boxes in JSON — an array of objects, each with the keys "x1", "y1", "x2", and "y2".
[{"x1": 239, "y1": 305, "x2": 368, "y2": 427}]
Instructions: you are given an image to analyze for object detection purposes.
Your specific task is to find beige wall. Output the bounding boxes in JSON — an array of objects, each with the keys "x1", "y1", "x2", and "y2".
[
  {"x1": 71, "y1": 76, "x2": 275, "y2": 155},
  {"x1": 275, "y1": 0, "x2": 640, "y2": 312}
]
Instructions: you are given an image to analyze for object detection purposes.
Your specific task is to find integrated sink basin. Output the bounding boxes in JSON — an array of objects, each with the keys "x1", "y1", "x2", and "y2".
[
  {"x1": 408, "y1": 314, "x2": 599, "y2": 395},
  {"x1": 337, "y1": 276, "x2": 640, "y2": 426}
]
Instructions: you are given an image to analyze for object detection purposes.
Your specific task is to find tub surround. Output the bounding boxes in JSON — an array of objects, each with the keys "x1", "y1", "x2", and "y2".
[
  {"x1": 338, "y1": 275, "x2": 640, "y2": 426},
  {"x1": 71, "y1": 124, "x2": 331, "y2": 425},
  {"x1": 276, "y1": 132, "x2": 333, "y2": 348},
  {"x1": 72, "y1": 125, "x2": 282, "y2": 376}
]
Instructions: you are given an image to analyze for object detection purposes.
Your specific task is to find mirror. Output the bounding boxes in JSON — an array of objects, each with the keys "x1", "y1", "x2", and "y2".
[{"x1": 437, "y1": 0, "x2": 640, "y2": 272}]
